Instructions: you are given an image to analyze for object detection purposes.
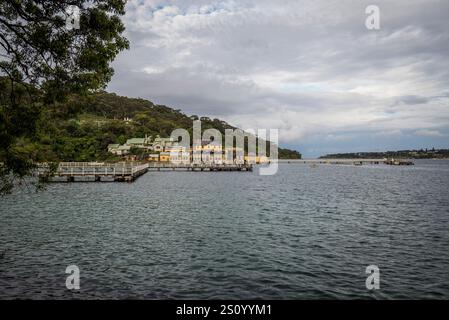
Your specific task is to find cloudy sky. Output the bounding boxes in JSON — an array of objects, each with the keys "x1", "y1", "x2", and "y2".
[{"x1": 107, "y1": 0, "x2": 449, "y2": 157}]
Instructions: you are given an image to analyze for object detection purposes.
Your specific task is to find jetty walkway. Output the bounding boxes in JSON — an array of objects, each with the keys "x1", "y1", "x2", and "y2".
[
  {"x1": 38, "y1": 162, "x2": 149, "y2": 182},
  {"x1": 39, "y1": 162, "x2": 253, "y2": 183},
  {"x1": 147, "y1": 163, "x2": 253, "y2": 172}
]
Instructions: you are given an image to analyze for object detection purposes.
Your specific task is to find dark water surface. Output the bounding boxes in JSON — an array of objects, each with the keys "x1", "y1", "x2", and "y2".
[{"x1": 1, "y1": 160, "x2": 449, "y2": 299}]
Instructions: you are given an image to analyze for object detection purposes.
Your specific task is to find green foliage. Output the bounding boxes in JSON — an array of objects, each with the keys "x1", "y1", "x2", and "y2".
[
  {"x1": 0, "y1": 0, "x2": 128, "y2": 194},
  {"x1": 0, "y1": 1, "x2": 301, "y2": 195},
  {"x1": 278, "y1": 148, "x2": 302, "y2": 159},
  {"x1": 12, "y1": 91, "x2": 301, "y2": 163},
  {"x1": 320, "y1": 149, "x2": 449, "y2": 159},
  {"x1": 0, "y1": 1, "x2": 128, "y2": 100}
]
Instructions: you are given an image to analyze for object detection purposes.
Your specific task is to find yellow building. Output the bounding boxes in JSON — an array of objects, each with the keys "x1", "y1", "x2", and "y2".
[
  {"x1": 192, "y1": 142, "x2": 222, "y2": 152},
  {"x1": 244, "y1": 154, "x2": 269, "y2": 164},
  {"x1": 148, "y1": 154, "x2": 159, "y2": 162},
  {"x1": 159, "y1": 152, "x2": 170, "y2": 162},
  {"x1": 224, "y1": 147, "x2": 244, "y2": 164}
]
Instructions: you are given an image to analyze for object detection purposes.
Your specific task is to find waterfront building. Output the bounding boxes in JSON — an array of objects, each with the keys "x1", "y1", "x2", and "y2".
[
  {"x1": 108, "y1": 135, "x2": 257, "y2": 164},
  {"x1": 152, "y1": 136, "x2": 175, "y2": 152},
  {"x1": 170, "y1": 151, "x2": 191, "y2": 164},
  {"x1": 148, "y1": 154, "x2": 159, "y2": 162},
  {"x1": 107, "y1": 144, "x2": 120, "y2": 153},
  {"x1": 192, "y1": 139, "x2": 222, "y2": 152},
  {"x1": 244, "y1": 153, "x2": 269, "y2": 164},
  {"x1": 126, "y1": 135, "x2": 152, "y2": 149},
  {"x1": 159, "y1": 152, "x2": 171, "y2": 162},
  {"x1": 224, "y1": 147, "x2": 244, "y2": 164},
  {"x1": 164, "y1": 143, "x2": 183, "y2": 153},
  {"x1": 108, "y1": 144, "x2": 131, "y2": 156}
]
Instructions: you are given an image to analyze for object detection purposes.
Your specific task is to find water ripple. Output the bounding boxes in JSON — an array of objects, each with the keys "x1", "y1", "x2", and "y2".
[{"x1": 1, "y1": 160, "x2": 449, "y2": 299}]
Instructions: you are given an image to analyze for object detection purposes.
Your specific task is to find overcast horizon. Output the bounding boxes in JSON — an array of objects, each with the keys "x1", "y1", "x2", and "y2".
[{"x1": 107, "y1": 0, "x2": 449, "y2": 158}]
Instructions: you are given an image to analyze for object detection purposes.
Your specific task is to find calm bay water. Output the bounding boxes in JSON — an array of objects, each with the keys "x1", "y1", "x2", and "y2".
[{"x1": 1, "y1": 160, "x2": 449, "y2": 299}]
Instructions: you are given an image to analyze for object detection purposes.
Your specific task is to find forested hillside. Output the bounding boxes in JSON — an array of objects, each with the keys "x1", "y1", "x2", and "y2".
[{"x1": 1, "y1": 86, "x2": 301, "y2": 162}]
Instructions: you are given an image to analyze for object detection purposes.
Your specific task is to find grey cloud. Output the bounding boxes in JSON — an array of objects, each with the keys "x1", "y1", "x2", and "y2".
[
  {"x1": 396, "y1": 95, "x2": 433, "y2": 105},
  {"x1": 107, "y1": 0, "x2": 449, "y2": 156},
  {"x1": 394, "y1": 93, "x2": 449, "y2": 105}
]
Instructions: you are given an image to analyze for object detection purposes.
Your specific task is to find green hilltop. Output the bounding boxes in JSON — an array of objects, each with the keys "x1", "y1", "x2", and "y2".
[{"x1": 6, "y1": 90, "x2": 301, "y2": 162}]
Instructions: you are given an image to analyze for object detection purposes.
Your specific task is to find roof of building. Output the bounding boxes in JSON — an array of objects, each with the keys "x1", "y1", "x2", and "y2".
[
  {"x1": 126, "y1": 138, "x2": 146, "y2": 145},
  {"x1": 108, "y1": 144, "x2": 120, "y2": 149},
  {"x1": 154, "y1": 137, "x2": 174, "y2": 143},
  {"x1": 165, "y1": 144, "x2": 184, "y2": 150}
]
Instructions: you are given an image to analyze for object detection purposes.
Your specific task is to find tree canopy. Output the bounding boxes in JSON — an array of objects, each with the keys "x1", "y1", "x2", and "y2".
[
  {"x1": 0, "y1": 1, "x2": 302, "y2": 195},
  {"x1": 0, "y1": 0, "x2": 128, "y2": 194}
]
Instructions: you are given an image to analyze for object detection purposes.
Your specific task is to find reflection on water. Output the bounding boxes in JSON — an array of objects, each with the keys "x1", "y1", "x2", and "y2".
[{"x1": 1, "y1": 160, "x2": 449, "y2": 299}]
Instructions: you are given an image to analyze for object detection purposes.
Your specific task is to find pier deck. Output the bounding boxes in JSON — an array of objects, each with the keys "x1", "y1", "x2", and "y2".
[
  {"x1": 39, "y1": 162, "x2": 149, "y2": 182},
  {"x1": 147, "y1": 163, "x2": 253, "y2": 172},
  {"x1": 39, "y1": 162, "x2": 253, "y2": 182}
]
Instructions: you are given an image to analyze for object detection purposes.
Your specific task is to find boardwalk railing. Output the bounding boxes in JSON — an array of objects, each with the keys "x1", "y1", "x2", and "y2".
[
  {"x1": 37, "y1": 161, "x2": 252, "y2": 182},
  {"x1": 146, "y1": 162, "x2": 253, "y2": 171},
  {"x1": 38, "y1": 162, "x2": 149, "y2": 182}
]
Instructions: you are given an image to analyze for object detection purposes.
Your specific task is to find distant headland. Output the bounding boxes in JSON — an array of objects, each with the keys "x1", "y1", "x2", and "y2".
[{"x1": 319, "y1": 148, "x2": 449, "y2": 159}]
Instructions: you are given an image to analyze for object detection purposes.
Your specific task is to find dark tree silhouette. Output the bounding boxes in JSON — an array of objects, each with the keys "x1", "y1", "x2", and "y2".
[{"x1": 0, "y1": 0, "x2": 128, "y2": 194}]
